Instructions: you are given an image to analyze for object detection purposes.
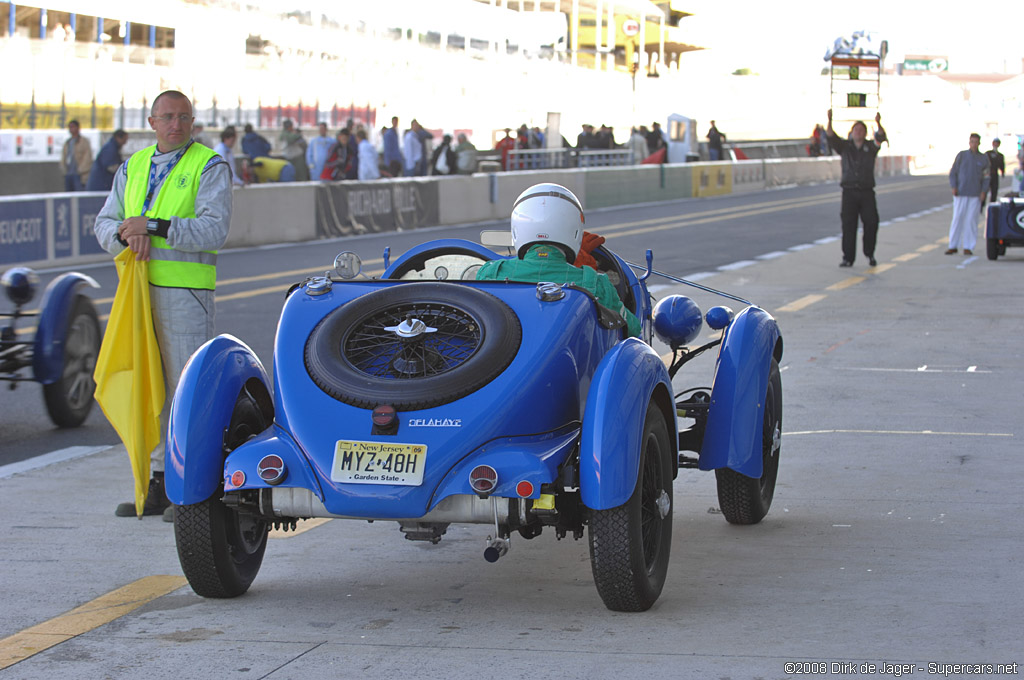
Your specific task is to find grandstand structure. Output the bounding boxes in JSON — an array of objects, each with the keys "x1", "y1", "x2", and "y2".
[{"x1": 0, "y1": 0, "x2": 702, "y2": 144}]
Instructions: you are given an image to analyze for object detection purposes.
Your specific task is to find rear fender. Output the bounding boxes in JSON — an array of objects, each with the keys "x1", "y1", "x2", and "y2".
[
  {"x1": 165, "y1": 334, "x2": 273, "y2": 505},
  {"x1": 699, "y1": 306, "x2": 782, "y2": 477},
  {"x1": 32, "y1": 273, "x2": 100, "y2": 384},
  {"x1": 580, "y1": 338, "x2": 676, "y2": 510},
  {"x1": 221, "y1": 425, "x2": 323, "y2": 499}
]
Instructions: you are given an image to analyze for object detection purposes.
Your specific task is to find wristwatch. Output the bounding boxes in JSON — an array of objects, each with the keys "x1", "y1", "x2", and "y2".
[{"x1": 145, "y1": 218, "x2": 171, "y2": 238}]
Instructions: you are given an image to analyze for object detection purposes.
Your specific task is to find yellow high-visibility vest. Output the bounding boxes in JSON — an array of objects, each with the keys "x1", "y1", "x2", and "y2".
[{"x1": 124, "y1": 143, "x2": 220, "y2": 290}]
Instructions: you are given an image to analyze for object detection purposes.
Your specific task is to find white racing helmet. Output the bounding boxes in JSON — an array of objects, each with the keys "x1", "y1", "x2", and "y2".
[{"x1": 510, "y1": 183, "x2": 585, "y2": 260}]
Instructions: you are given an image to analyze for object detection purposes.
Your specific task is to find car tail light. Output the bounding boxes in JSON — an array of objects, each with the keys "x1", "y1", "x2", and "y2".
[
  {"x1": 372, "y1": 404, "x2": 398, "y2": 434},
  {"x1": 516, "y1": 480, "x2": 534, "y2": 498},
  {"x1": 257, "y1": 454, "x2": 287, "y2": 485},
  {"x1": 469, "y1": 465, "x2": 498, "y2": 496}
]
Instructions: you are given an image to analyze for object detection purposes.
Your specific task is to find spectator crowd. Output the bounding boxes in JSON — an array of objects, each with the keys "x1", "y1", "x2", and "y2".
[{"x1": 54, "y1": 114, "x2": 740, "y2": 192}]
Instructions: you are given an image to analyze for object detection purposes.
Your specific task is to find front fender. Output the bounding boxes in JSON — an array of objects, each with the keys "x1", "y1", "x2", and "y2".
[
  {"x1": 699, "y1": 306, "x2": 781, "y2": 477},
  {"x1": 165, "y1": 334, "x2": 272, "y2": 505},
  {"x1": 32, "y1": 272, "x2": 100, "y2": 384},
  {"x1": 580, "y1": 338, "x2": 675, "y2": 510}
]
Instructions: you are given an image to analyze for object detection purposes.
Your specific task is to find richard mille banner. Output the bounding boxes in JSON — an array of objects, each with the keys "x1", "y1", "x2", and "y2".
[{"x1": 315, "y1": 181, "x2": 440, "y2": 238}]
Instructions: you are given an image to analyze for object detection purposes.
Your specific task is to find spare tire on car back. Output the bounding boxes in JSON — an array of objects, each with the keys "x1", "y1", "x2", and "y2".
[{"x1": 305, "y1": 282, "x2": 522, "y2": 410}]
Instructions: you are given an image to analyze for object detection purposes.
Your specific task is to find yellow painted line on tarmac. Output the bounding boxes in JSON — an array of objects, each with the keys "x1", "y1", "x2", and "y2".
[
  {"x1": 917, "y1": 243, "x2": 941, "y2": 253},
  {"x1": 827, "y1": 276, "x2": 865, "y2": 291},
  {"x1": 607, "y1": 195, "x2": 840, "y2": 240},
  {"x1": 269, "y1": 517, "x2": 332, "y2": 539},
  {"x1": 871, "y1": 263, "x2": 897, "y2": 274},
  {"x1": 0, "y1": 575, "x2": 187, "y2": 670},
  {"x1": 600, "y1": 176, "x2": 935, "y2": 239},
  {"x1": 892, "y1": 252, "x2": 921, "y2": 262},
  {"x1": 215, "y1": 283, "x2": 293, "y2": 302},
  {"x1": 776, "y1": 294, "x2": 827, "y2": 313}
]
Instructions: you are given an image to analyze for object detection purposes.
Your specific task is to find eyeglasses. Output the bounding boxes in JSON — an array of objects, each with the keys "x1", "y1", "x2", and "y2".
[{"x1": 153, "y1": 114, "x2": 193, "y2": 124}]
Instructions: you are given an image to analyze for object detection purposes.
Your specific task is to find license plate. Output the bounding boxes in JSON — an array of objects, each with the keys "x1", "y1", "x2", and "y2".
[{"x1": 331, "y1": 440, "x2": 427, "y2": 486}]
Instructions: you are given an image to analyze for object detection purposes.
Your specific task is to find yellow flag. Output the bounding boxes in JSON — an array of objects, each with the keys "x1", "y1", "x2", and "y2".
[{"x1": 92, "y1": 249, "x2": 165, "y2": 517}]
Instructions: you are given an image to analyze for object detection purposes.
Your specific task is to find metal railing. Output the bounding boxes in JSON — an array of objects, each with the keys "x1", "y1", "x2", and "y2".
[{"x1": 504, "y1": 148, "x2": 634, "y2": 170}]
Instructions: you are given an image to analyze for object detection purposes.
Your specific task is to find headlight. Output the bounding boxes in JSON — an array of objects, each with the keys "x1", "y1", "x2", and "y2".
[{"x1": 1, "y1": 267, "x2": 39, "y2": 306}]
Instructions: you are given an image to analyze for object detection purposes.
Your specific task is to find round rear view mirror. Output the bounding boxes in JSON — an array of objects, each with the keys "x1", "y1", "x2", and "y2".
[{"x1": 333, "y1": 251, "x2": 362, "y2": 279}]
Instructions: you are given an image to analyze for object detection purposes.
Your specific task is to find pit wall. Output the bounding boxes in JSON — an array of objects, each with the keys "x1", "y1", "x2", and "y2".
[{"x1": 2, "y1": 156, "x2": 910, "y2": 269}]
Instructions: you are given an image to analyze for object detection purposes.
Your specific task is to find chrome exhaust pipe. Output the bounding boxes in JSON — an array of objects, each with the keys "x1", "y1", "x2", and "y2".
[{"x1": 484, "y1": 537, "x2": 509, "y2": 563}]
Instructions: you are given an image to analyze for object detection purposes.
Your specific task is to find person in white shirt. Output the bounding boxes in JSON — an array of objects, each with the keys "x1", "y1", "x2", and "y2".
[
  {"x1": 402, "y1": 124, "x2": 422, "y2": 177},
  {"x1": 356, "y1": 129, "x2": 380, "y2": 181}
]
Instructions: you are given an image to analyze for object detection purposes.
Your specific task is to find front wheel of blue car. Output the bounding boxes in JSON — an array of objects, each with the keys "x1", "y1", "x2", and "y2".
[
  {"x1": 715, "y1": 358, "x2": 782, "y2": 525},
  {"x1": 588, "y1": 402, "x2": 673, "y2": 612},
  {"x1": 174, "y1": 389, "x2": 269, "y2": 598}
]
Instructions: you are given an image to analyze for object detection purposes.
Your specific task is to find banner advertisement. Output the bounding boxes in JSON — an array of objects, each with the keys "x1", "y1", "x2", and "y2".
[
  {"x1": 315, "y1": 181, "x2": 440, "y2": 238},
  {"x1": 0, "y1": 192, "x2": 110, "y2": 266}
]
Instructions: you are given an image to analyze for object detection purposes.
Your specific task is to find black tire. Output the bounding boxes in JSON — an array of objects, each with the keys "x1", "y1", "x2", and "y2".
[
  {"x1": 987, "y1": 238, "x2": 998, "y2": 261},
  {"x1": 715, "y1": 358, "x2": 782, "y2": 525},
  {"x1": 305, "y1": 282, "x2": 521, "y2": 410},
  {"x1": 43, "y1": 295, "x2": 100, "y2": 428},
  {"x1": 588, "y1": 402, "x2": 674, "y2": 612},
  {"x1": 174, "y1": 389, "x2": 269, "y2": 598}
]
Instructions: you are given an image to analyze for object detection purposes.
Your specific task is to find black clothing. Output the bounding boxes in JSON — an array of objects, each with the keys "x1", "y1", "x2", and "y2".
[
  {"x1": 829, "y1": 129, "x2": 887, "y2": 263},
  {"x1": 707, "y1": 126, "x2": 725, "y2": 154},
  {"x1": 646, "y1": 129, "x2": 665, "y2": 156},
  {"x1": 576, "y1": 131, "x2": 595, "y2": 149},
  {"x1": 987, "y1": 149, "x2": 1005, "y2": 201},
  {"x1": 828, "y1": 131, "x2": 886, "y2": 189},
  {"x1": 430, "y1": 141, "x2": 456, "y2": 175},
  {"x1": 840, "y1": 188, "x2": 879, "y2": 263}
]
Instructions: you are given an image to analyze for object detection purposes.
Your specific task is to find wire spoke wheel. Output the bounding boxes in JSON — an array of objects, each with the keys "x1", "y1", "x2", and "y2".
[
  {"x1": 306, "y1": 283, "x2": 521, "y2": 410},
  {"x1": 344, "y1": 302, "x2": 480, "y2": 379}
]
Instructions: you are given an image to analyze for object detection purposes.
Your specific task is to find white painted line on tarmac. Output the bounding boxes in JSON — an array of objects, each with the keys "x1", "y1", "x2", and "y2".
[
  {"x1": 836, "y1": 366, "x2": 992, "y2": 374},
  {"x1": 717, "y1": 260, "x2": 756, "y2": 271},
  {"x1": 785, "y1": 429, "x2": 1012, "y2": 437},
  {"x1": 814, "y1": 236, "x2": 839, "y2": 244},
  {"x1": 0, "y1": 445, "x2": 114, "y2": 480},
  {"x1": 788, "y1": 243, "x2": 815, "y2": 251},
  {"x1": 686, "y1": 271, "x2": 717, "y2": 282},
  {"x1": 957, "y1": 256, "x2": 978, "y2": 269},
  {"x1": 756, "y1": 251, "x2": 788, "y2": 260}
]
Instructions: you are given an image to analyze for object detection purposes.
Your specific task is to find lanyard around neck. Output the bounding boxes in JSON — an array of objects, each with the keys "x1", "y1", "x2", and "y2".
[{"x1": 142, "y1": 141, "x2": 193, "y2": 214}]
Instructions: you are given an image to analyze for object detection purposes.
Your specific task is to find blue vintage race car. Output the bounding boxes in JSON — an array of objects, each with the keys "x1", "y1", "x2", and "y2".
[
  {"x1": 1, "y1": 267, "x2": 100, "y2": 427},
  {"x1": 166, "y1": 235, "x2": 783, "y2": 612}
]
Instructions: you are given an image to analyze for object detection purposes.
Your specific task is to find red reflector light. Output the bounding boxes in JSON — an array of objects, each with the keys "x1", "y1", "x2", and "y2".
[
  {"x1": 372, "y1": 404, "x2": 397, "y2": 427},
  {"x1": 469, "y1": 465, "x2": 498, "y2": 495},
  {"x1": 516, "y1": 481, "x2": 534, "y2": 498},
  {"x1": 257, "y1": 454, "x2": 287, "y2": 485},
  {"x1": 230, "y1": 470, "x2": 246, "y2": 487}
]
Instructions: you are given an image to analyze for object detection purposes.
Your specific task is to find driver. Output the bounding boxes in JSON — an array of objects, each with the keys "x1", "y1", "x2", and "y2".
[{"x1": 475, "y1": 183, "x2": 641, "y2": 337}]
